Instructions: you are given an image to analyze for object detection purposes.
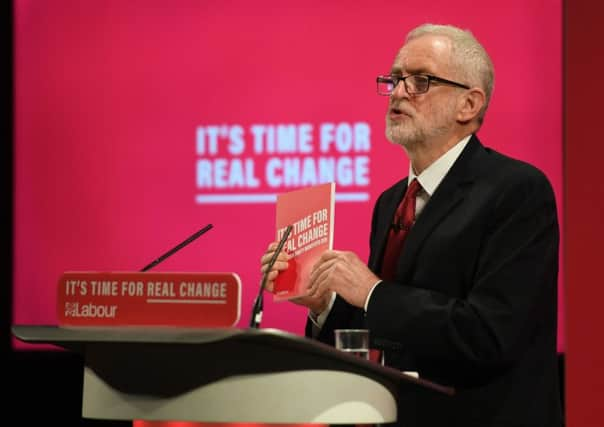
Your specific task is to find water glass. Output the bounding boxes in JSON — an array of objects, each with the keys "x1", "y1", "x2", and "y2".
[{"x1": 334, "y1": 329, "x2": 370, "y2": 360}]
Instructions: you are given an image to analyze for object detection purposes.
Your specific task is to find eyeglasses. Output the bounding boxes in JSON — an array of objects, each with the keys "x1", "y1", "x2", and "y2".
[{"x1": 376, "y1": 74, "x2": 470, "y2": 96}]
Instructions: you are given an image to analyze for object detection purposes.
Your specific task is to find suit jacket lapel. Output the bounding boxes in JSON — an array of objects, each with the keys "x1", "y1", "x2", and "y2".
[{"x1": 395, "y1": 135, "x2": 484, "y2": 281}]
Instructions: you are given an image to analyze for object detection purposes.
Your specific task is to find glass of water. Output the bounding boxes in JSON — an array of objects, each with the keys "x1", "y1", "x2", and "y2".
[{"x1": 334, "y1": 329, "x2": 370, "y2": 360}]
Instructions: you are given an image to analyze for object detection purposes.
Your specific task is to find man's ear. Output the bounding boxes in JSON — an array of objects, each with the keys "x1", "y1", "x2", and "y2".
[{"x1": 457, "y1": 87, "x2": 486, "y2": 123}]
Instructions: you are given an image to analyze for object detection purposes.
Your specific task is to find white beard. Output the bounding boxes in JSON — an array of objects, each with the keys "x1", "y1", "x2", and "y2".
[{"x1": 385, "y1": 97, "x2": 457, "y2": 149}]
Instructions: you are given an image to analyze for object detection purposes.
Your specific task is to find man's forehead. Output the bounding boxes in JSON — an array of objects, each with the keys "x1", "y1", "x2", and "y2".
[{"x1": 392, "y1": 35, "x2": 452, "y2": 72}]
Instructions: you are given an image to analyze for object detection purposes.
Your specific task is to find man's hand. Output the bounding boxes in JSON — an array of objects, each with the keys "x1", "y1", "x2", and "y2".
[
  {"x1": 259, "y1": 242, "x2": 332, "y2": 314},
  {"x1": 307, "y1": 250, "x2": 379, "y2": 308}
]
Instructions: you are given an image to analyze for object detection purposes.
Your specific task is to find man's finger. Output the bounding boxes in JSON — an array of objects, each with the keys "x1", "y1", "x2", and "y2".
[{"x1": 261, "y1": 258, "x2": 289, "y2": 273}]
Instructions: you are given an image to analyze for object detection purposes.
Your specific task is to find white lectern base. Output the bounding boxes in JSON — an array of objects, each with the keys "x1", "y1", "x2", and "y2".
[{"x1": 84, "y1": 368, "x2": 397, "y2": 423}]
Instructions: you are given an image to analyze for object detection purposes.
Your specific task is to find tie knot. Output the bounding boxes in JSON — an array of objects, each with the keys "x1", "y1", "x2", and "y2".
[
  {"x1": 407, "y1": 179, "x2": 422, "y2": 197},
  {"x1": 391, "y1": 178, "x2": 422, "y2": 232}
]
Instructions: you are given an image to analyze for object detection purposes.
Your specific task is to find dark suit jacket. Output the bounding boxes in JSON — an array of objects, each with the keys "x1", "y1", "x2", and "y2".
[{"x1": 307, "y1": 135, "x2": 562, "y2": 427}]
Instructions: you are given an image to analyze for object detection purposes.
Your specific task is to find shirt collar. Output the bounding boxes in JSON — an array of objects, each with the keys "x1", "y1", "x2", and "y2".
[{"x1": 408, "y1": 134, "x2": 472, "y2": 196}]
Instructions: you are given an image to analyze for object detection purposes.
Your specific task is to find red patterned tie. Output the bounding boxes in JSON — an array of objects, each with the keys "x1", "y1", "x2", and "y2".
[{"x1": 380, "y1": 179, "x2": 422, "y2": 280}]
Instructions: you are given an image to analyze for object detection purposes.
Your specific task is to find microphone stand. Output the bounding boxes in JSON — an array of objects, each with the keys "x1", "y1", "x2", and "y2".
[{"x1": 249, "y1": 225, "x2": 293, "y2": 329}]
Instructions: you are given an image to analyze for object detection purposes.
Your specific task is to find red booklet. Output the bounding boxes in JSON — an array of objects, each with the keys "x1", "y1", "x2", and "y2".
[{"x1": 273, "y1": 182, "x2": 335, "y2": 301}]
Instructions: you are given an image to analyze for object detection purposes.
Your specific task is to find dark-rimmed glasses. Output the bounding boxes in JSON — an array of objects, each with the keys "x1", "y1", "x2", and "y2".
[{"x1": 376, "y1": 74, "x2": 470, "y2": 96}]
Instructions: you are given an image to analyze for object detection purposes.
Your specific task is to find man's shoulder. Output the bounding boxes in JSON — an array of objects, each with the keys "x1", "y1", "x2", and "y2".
[
  {"x1": 460, "y1": 135, "x2": 548, "y2": 183},
  {"x1": 480, "y1": 144, "x2": 551, "y2": 185},
  {"x1": 470, "y1": 141, "x2": 556, "y2": 204}
]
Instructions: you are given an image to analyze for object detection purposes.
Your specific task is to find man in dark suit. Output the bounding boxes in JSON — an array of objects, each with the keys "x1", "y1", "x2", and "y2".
[{"x1": 261, "y1": 23, "x2": 562, "y2": 427}]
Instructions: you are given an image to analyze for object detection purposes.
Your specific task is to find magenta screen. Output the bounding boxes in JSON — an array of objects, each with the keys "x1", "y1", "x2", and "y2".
[{"x1": 13, "y1": 0, "x2": 563, "y2": 351}]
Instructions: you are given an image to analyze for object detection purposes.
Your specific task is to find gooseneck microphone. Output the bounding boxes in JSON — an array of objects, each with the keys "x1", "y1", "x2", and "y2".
[
  {"x1": 249, "y1": 224, "x2": 293, "y2": 329},
  {"x1": 140, "y1": 224, "x2": 214, "y2": 272}
]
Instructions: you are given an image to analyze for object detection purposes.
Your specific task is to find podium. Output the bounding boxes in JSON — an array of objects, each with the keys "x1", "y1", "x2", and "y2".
[{"x1": 12, "y1": 325, "x2": 454, "y2": 424}]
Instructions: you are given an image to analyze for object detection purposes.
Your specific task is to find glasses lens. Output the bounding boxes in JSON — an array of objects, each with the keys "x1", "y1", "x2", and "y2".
[
  {"x1": 407, "y1": 75, "x2": 429, "y2": 94},
  {"x1": 377, "y1": 77, "x2": 395, "y2": 95}
]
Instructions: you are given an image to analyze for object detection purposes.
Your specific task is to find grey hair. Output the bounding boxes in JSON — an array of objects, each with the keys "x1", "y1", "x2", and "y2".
[{"x1": 406, "y1": 23, "x2": 495, "y2": 124}]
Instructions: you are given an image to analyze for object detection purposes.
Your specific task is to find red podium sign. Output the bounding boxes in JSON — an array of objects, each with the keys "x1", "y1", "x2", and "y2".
[{"x1": 57, "y1": 271, "x2": 241, "y2": 327}]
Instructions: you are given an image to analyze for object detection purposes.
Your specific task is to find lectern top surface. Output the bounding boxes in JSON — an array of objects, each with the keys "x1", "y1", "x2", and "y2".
[{"x1": 11, "y1": 324, "x2": 455, "y2": 397}]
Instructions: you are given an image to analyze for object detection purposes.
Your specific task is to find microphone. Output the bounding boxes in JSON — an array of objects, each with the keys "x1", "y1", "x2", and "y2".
[
  {"x1": 140, "y1": 224, "x2": 214, "y2": 272},
  {"x1": 391, "y1": 221, "x2": 411, "y2": 232},
  {"x1": 249, "y1": 224, "x2": 293, "y2": 329}
]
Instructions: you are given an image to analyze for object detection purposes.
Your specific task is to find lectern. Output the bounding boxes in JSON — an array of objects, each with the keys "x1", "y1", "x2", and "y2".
[{"x1": 12, "y1": 325, "x2": 454, "y2": 424}]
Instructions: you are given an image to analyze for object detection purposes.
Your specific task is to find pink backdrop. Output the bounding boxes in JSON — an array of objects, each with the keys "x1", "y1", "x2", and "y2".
[{"x1": 13, "y1": 0, "x2": 563, "y2": 351}]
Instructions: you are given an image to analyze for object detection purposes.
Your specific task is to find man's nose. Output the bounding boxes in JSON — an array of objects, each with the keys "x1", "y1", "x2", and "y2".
[{"x1": 391, "y1": 80, "x2": 409, "y2": 99}]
